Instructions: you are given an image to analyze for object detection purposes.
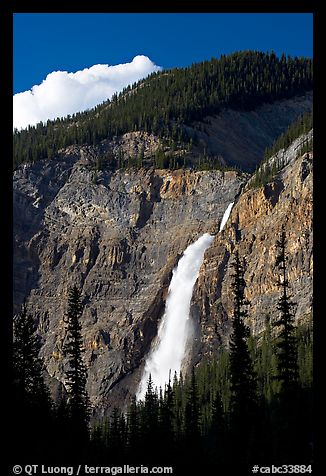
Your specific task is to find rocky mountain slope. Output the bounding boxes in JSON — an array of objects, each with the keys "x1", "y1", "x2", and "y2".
[
  {"x1": 191, "y1": 134, "x2": 313, "y2": 364},
  {"x1": 185, "y1": 91, "x2": 312, "y2": 171},
  {"x1": 13, "y1": 119, "x2": 313, "y2": 415}
]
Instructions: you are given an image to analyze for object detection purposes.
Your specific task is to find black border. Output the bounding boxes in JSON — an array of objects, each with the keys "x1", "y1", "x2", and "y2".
[{"x1": 2, "y1": 1, "x2": 321, "y2": 473}]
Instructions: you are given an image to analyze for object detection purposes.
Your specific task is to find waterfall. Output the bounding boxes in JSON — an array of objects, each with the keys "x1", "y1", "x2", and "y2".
[
  {"x1": 136, "y1": 202, "x2": 234, "y2": 400},
  {"x1": 219, "y1": 202, "x2": 234, "y2": 232}
]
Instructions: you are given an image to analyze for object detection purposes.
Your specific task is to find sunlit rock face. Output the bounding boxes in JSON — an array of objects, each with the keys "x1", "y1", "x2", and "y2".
[{"x1": 191, "y1": 149, "x2": 312, "y2": 365}]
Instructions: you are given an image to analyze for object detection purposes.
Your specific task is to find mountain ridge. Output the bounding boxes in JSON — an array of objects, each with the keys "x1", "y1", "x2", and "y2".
[{"x1": 13, "y1": 50, "x2": 313, "y2": 171}]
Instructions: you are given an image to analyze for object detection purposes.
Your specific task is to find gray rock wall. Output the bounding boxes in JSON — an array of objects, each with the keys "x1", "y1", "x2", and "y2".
[{"x1": 14, "y1": 157, "x2": 244, "y2": 414}]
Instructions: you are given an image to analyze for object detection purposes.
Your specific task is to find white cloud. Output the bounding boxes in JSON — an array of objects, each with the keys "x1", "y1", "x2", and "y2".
[{"x1": 13, "y1": 55, "x2": 162, "y2": 130}]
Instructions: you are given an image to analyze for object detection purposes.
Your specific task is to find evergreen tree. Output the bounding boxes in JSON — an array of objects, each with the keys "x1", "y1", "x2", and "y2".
[
  {"x1": 159, "y1": 374, "x2": 175, "y2": 460},
  {"x1": 228, "y1": 251, "x2": 258, "y2": 467},
  {"x1": 255, "y1": 315, "x2": 279, "y2": 401},
  {"x1": 107, "y1": 408, "x2": 126, "y2": 461},
  {"x1": 296, "y1": 320, "x2": 313, "y2": 388},
  {"x1": 141, "y1": 374, "x2": 159, "y2": 461},
  {"x1": 273, "y1": 228, "x2": 299, "y2": 394},
  {"x1": 208, "y1": 390, "x2": 226, "y2": 467},
  {"x1": 127, "y1": 395, "x2": 140, "y2": 460},
  {"x1": 250, "y1": 109, "x2": 313, "y2": 189},
  {"x1": 13, "y1": 303, "x2": 50, "y2": 406},
  {"x1": 272, "y1": 228, "x2": 308, "y2": 463},
  {"x1": 184, "y1": 367, "x2": 201, "y2": 447},
  {"x1": 172, "y1": 371, "x2": 184, "y2": 442},
  {"x1": 137, "y1": 145, "x2": 145, "y2": 168},
  {"x1": 63, "y1": 286, "x2": 90, "y2": 441},
  {"x1": 264, "y1": 110, "x2": 313, "y2": 161},
  {"x1": 229, "y1": 251, "x2": 257, "y2": 419},
  {"x1": 12, "y1": 302, "x2": 52, "y2": 460}
]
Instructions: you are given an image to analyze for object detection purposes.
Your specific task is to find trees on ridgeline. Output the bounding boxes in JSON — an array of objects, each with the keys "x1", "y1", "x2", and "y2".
[
  {"x1": 13, "y1": 51, "x2": 313, "y2": 170},
  {"x1": 250, "y1": 110, "x2": 313, "y2": 189},
  {"x1": 264, "y1": 110, "x2": 313, "y2": 161}
]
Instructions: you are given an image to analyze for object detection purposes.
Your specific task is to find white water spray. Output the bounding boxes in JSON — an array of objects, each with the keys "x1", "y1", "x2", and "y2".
[{"x1": 136, "y1": 202, "x2": 234, "y2": 400}]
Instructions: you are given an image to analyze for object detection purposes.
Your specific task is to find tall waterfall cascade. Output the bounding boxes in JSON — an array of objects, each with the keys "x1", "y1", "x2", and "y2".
[{"x1": 136, "y1": 202, "x2": 234, "y2": 400}]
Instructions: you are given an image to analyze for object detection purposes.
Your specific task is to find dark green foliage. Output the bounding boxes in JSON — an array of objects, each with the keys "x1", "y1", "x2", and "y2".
[
  {"x1": 298, "y1": 137, "x2": 313, "y2": 157},
  {"x1": 250, "y1": 159, "x2": 280, "y2": 189},
  {"x1": 296, "y1": 318, "x2": 313, "y2": 388},
  {"x1": 194, "y1": 154, "x2": 230, "y2": 171},
  {"x1": 154, "y1": 147, "x2": 168, "y2": 169},
  {"x1": 172, "y1": 370, "x2": 185, "y2": 441},
  {"x1": 90, "y1": 310, "x2": 312, "y2": 469},
  {"x1": 229, "y1": 252, "x2": 257, "y2": 420},
  {"x1": 13, "y1": 305, "x2": 310, "y2": 469},
  {"x1": 126, "y1": 395, "x2": 141, "y2": 459},
  {"x1": 228, "y1": 252, "x2": 258, "y2": 468},
  {"x1": 254, "y1": 316, "x2": 280, "y2": 401},
  {"x1": 273, "y1": 228, "x2": 299, "y2": 394},
  {"x1": 140, "y1": 374, "x2": 160, "y2": 462},
  {"x1": 13, "y1": 51, "x2": 313, "y2": 169},
  {"x1": 270, "y1": 229, "x2": 306, "y2": 463},
  {"x1": 63, "y1": 286, "x2": 90, "y2": 438},
  {"x1": 137, "y1": 145, "x2": 145, "y2": 168},
  {"x1": 12, "y1": 303, "x2": 54, "y2": 462},
  {"x1": 108, "y1": 408, "x2": 127, "y2": 460},
  {"x1": 13, "y1": 303, "x2": 51, "y2": 407},
  {"x1": 203, "y1": 390, "x2": 227, "y2": 470},
  {"x1": 159, "y1": 375, "x2": 175, "y2": 456},
  {"x1": 184, "y1": 367, "x2": 201, "y2": 444},
  {"x1": 210, "y1": 392, "x2": 225, "y2": 440}
]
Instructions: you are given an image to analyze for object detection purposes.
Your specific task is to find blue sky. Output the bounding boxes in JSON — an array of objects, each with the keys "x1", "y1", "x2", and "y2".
[{"x1": 14, "y1": 13, "x2": 313, "y2": 94}]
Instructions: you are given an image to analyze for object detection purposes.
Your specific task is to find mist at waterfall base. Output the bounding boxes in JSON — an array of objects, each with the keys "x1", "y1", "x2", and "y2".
[{"x1": 136, "y1": 202, "x2": 234, "y2": 400}]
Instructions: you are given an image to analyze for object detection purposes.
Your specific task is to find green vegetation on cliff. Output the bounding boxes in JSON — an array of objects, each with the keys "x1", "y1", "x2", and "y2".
[
  {"x1": 264, "y1": 109, "x2": 313, "y2": 160},
  {"x1": 250, "y1": 109, "x2": 313, "y2": 188}
]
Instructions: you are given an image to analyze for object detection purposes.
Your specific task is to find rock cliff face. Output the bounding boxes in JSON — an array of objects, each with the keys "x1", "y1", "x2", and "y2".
[
  {"x1": 191, "y1": 145, "x2": 313, "y2": 364},
  {"x1": 13, "y1": 110, "x2": 313, "y2": 415},
  {"x1": 14, "y1": 154, "x2": 245, "y2": 413}
]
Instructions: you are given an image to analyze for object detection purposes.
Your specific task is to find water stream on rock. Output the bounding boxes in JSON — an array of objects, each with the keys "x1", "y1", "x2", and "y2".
[{"x1": 136, "y1": 202, "x2": 234, "y2": 400}]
